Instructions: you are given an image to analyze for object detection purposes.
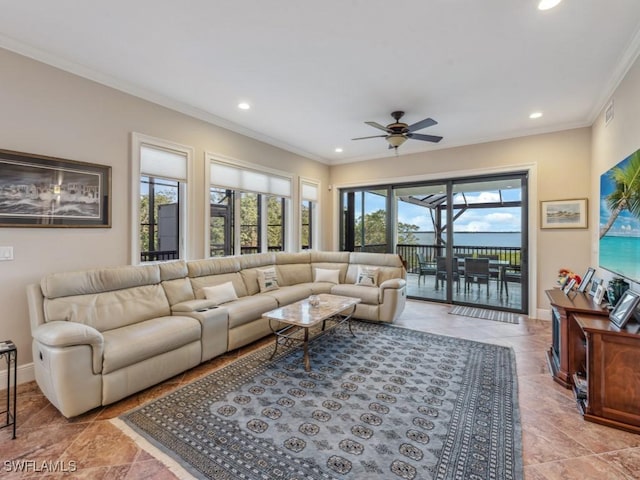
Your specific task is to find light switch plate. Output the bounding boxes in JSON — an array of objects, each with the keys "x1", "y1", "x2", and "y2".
[{"x1": 0, "y1": 246, "x2": 14, "y2": 261}]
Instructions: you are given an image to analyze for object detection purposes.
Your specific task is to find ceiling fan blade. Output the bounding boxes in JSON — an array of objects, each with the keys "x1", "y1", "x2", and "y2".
[
  {"x1": 407, "y1": 117, "x2": 437, "y2": 132},
  {"x1": 407, "y1": 132, "x2": 443, "y2": 143},
  {"x1": 352, "y1": 134, "x2": 387, "y2": 140},
  {"x1": 365, "y1": 121, "x2": 392, "y2": 133}
]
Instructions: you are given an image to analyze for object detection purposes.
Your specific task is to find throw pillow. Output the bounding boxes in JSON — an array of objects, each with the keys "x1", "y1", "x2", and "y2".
[
  {"x1": 257, "y1": 267, "x2": 279, "y2": 292},
  {"x1": 314, "y1": 268, "x2": 340, "y2": 284},
  {"x1": 355, "y1": 266, "x2": 379, "y2": 287},
  {"x1": 202, "y1": 281, "x2": 238, "y2": 305}
]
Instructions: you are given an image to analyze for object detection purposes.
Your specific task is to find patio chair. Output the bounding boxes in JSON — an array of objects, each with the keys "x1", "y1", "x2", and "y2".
[
  {"x1": 464, "y1": 257, "x2": 490, "y2": 297},
  {"x1": 501, "y1": 264, "x2": 521, "y2": 296},
  {"x1": 482, "y1": 254, "x2": 501, "y2": 285},
  {"x1": 416, "y1": 252, "x2": 435, "y2": 286},
  {"x1": 436, "y1": 256, "x2": 461, "y2": 292}
]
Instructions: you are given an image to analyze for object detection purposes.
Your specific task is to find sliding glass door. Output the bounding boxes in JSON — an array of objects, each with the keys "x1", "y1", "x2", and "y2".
[
  {"x1": 339, "y1": 172, "x2": 528, "y2": 313},
  {"x1": 450, "y1": 176, "x2": 527, "y2": 312}
]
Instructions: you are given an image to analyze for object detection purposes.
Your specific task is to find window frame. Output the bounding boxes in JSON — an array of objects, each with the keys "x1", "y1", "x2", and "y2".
[
  {"x1": 300, "y1": 177, "x2": 321, "y2": 251},
  {"x1": 205, "y1": 153, "x2": 293, "y2": 256},
  {"x1": 131, "y1": 133, "x2": 194, "y2": 264}
]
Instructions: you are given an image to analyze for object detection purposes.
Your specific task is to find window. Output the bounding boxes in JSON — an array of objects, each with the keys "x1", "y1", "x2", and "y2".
[
  {"x1": 240, "y1": 192, "x2": 260, "y2": 255},
  {"x1": 210, "y1": 187, "x2": 234, "y2": 257},
  {"x1": 208, "y1": 156, "x2": 292, "y2": 255},
  {"x1": 140, "y1": 176, "x2": 180, "y2": 261},
  {"x1": 267, "y1": 196, "x2": 285, "y2": 251},
  {"x1": 300, "y1": 179, "x2": 320, "y2": 250},
  {"x1": 131, "y1": 134, "x2": 192, "y2": 264}
]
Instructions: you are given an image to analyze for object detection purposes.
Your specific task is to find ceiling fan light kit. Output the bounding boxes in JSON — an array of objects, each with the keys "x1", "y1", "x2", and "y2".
[{"x1": 352, "y1": 110, "x2": 443, "y2": 152}]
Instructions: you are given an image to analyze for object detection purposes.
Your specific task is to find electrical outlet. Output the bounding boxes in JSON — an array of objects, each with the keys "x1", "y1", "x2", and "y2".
[{"x1": 0, "y1": 246, "x2": 14, "y2": 261}]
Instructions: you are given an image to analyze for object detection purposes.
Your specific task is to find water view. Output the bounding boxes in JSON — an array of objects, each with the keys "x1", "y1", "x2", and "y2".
[{"x1": 599, "y1": 235, "x2": 640, "y2": 282}]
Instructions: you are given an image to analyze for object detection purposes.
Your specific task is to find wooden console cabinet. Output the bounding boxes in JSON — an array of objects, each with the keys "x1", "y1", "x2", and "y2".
[
  {"x1": 571, "y1": 314, "x2": 640, "y2": 434},
  {"x1": 545, "y1": 289, "x2": 609, "y2": 388}
]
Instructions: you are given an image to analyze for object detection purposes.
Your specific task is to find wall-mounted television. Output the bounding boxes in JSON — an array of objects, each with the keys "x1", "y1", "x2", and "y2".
[{"x1": 599, "y1": 148, "x2": 640, "y2": 283}]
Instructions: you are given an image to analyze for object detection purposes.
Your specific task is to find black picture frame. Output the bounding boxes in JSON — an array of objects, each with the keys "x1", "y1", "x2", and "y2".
[
  {"x1": 609, "y1": 290, "x2": 640, "y2": 329},
  {"x1": 577, "y1": 267, "x2": 596, "y2": 293},
  {"x1": 0, "y1": 149, "x2": 111, "y2": 227}
]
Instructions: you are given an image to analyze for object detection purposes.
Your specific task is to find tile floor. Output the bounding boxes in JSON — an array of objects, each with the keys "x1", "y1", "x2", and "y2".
[{"x1": 1, "y1": 300, "x2": 640, "y2": 479}]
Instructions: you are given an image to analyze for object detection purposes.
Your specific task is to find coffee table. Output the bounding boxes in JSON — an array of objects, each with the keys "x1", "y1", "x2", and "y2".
[{"x1": 263, "y1": 293, "x2": 361, "y2": 371}]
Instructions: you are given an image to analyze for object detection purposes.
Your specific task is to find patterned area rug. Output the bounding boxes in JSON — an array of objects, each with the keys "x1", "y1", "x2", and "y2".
[
  {"x1": 449, "y1": 306, "x2": 520, "y2": 324},
  {"x1": 119, "y1": 321, "x2": 522, "y2": 480}
]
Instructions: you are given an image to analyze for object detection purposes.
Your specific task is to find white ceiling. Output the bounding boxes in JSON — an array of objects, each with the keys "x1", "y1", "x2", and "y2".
[{"x1": 1, "y1": 1, "x2": 640, "y2": 165}]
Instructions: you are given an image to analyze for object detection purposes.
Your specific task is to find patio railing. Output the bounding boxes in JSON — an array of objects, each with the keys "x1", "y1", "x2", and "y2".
[{"x1": 397, "y1": 243, "x2": 521, "y2": 274}]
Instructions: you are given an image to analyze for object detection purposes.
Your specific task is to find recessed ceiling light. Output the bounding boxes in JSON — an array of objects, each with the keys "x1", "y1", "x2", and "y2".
[
  {"x1": 238, "y1": 102, "x2": 251, "y2": 110},
  {"x1": 538, "y1": 0, "x2": 562, "y2": 10},
  {"x1": 335, "y1": 147, "x2": 343, "y2": 153},
  {"x1": 529, "y1": 112, "x2": 543, "y2": 119}
]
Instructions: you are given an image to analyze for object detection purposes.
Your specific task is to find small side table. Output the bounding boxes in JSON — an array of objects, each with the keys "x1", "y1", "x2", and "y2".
[{"x1": 0, "y1": 340, "x2": 17, "y2": 439}]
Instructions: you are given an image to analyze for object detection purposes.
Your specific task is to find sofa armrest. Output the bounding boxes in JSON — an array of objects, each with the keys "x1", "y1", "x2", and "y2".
[
  {"x1": 171, "y1": 299, "x2": 219, "y2": 313},
  {"x1": 33, "y1": 321, "x2": 104, "y2": 374},
  {"x1": 178, "y1": 308, "x2": 229, "y2": 361},
  {"x1": 380, "y1": 278, "x2": 406, "y2": 290}
]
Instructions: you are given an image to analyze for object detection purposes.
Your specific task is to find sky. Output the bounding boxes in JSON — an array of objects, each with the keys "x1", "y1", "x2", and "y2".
[{"x1": 358, "y1": 189, "x2": 523, "y2": 232}]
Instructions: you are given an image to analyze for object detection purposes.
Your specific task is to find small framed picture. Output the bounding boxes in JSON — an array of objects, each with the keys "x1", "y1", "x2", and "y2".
[
  {"x1": 588, "y1": 277, "x2": 602, "y2": 297},
  {"x1": 563, "y1": 278, "x2": 577, "y2": 295},
  {"x1": 577, "y1": 267, "x2": 595, "y2": 293},
  {"x1": 593, "y1": 284, "x2": 606, "y2": 304},
  {"x1": 609, "y1": 290, "x2": 640, "y2": 329},
  {"x1": 540, "y1": 198, "x2": 588, "y2": 229}
]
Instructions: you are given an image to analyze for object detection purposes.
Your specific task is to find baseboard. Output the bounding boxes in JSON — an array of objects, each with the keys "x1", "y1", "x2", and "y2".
[
  {"x1": 537, "y1": 307, "x2": 552, "y2": 321},
  {"x1": 0, "y1": 362, "x2": 35, "y2": 387}
]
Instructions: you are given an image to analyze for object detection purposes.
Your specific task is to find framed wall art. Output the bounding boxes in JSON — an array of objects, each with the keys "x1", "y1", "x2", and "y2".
[
  {"x1": 540, "y1": 198, "x2": 588, "y2": 229},
  {"x1": 0, "y1": 149, "x2": 111, "y2": 227}
]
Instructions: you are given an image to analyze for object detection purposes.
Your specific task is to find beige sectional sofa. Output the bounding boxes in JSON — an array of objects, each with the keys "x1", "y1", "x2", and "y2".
[{"x1": 26, "y1": 251, "x2": 406, "y2": 417}]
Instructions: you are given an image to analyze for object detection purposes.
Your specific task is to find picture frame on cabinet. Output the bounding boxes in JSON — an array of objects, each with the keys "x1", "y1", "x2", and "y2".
[
  {"x1": 578, "y1": 267, "x2": 596, "y2": 293},
  {"x1": 588, "y1": 277, "x2": 602, "y2": 297},
  {"x1": 609, "y1": 289, "x2": 640, "y2": 329},
  {"x1": 593, "y1": 284, "x2": 606, "y2": 304},
  {"x1": 563, "y1": 278, "x2": 577, "y2": 295}
]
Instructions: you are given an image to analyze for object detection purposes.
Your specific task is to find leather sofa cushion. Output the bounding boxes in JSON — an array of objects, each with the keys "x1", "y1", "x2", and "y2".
[
  {"x1": 162, "y1": 277, "x2": 194, "y2": 306},
  {"x1": 261, "y1": 285, "x2": 313, "y2": 306},
  {"x1": 276, "y1": 263, "x2": 312, "y2": 286},
  {"x1": 191, "y1": 272, "x2": 248, "y2": 299},
  {"x1": 330, "y1": 284, "x2": 381, "y2": 305},
  {"x1": 102, "y1": 316, "x2": 201, "y2": 374},
  {"x1": 223, "y1": 295, "x2": 278, "y2": 329},
  {"x1": 41, "y1": 264, "x2": 160, "y2": 299},
  {"x1": 44, "y1": 284, "x2": 171, "y2": 332}
]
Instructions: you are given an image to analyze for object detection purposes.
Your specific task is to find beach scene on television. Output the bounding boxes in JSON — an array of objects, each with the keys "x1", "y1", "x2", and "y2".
[{"x1": 599, "y1": 148, "x2": 640, "y2": 283}]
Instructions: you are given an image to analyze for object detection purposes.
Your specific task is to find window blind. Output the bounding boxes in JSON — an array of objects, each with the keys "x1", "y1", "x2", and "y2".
[
  {"x1": 210, "y1": 162, "x2": 291, "y2": 197},
  {"x1": 141, "y1": 145, "x2": 188, "y2": 181},
  {"x1": 301, "y1": 181, "x2": 319, "y2": 202}
]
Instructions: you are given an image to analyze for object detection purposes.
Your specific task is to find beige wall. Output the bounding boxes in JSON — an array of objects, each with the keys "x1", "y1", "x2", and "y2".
[
  {"x1": 0, "y1": 48, "x2": 330, "y2": 376},
  {"x1": 591, "y1": 54, "x2": 640, "y2": 289},
  {"x1": 329, "y1": 127, "x2": 594, "y2": 317}
]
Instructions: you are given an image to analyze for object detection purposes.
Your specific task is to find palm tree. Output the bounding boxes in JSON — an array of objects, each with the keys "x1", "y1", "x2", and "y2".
[{"x1": 600, "y1": 150, "x2": 640, "y2": 239}]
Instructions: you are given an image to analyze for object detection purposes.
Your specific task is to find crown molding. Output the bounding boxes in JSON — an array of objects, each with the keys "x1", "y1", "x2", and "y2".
[{"x1": 0, "y1": 34, "x2": 327, "y2": 164}]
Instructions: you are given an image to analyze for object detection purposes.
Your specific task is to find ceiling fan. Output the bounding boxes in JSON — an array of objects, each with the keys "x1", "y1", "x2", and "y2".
[{"x1": 352, "y1": 111, "x2": 443, "y2": 150}]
